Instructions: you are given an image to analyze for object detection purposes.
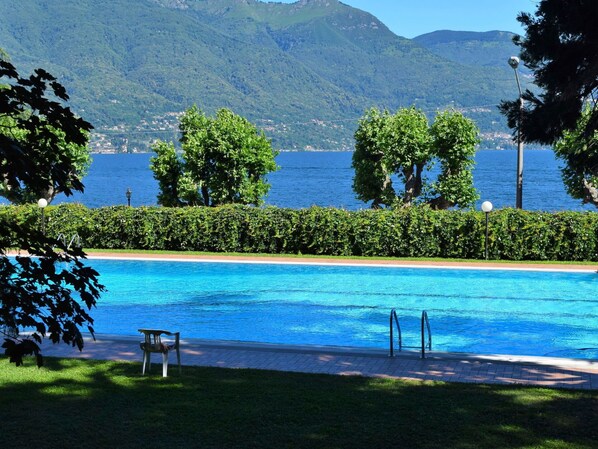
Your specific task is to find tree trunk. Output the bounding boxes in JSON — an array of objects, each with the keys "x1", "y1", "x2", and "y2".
[
  {"x1": 201, "y1": 185, "x2": 210, "y2": 207},
  {"x1": 414, "y1": 163, "x2": 424, "y2": 198},
  {"x1": 428, "y1": 196, "x2": 453, "y2": 210},
  {"x1": 403, "y1": 166, "x2": 415, "y2": 206}
]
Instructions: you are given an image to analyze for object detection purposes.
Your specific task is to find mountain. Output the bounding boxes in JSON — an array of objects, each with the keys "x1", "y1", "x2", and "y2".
[
  {"x1": 413, "y1": 30, "x2": 531, "y2": 73},
  {"x1": 0, "y1": 0, "x2": 527, "y2": 151}
]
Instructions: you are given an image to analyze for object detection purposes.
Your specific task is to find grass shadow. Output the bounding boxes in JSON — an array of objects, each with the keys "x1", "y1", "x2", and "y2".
[{"x1": 1, "y1": 356, "x2": 597, "y2": 448}]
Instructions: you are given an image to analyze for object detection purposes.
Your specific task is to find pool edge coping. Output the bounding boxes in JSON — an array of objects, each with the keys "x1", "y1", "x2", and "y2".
[{"x1": 82, "y1": 252, "x2": 598, "y2": 273}]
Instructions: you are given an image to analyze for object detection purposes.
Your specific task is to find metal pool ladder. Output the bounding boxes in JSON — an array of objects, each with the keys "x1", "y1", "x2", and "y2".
[
  {"x1": 56, "y1": 233, "x2": 82, "y2": 250},
  {"x1": 389, "y1": 309, "x2": 432, "y2": 359}
]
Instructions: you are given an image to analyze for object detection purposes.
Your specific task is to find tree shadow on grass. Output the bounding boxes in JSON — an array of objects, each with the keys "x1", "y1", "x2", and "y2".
[{"x1": 1, "y1": 356, "x2": 597, "y2": 449}]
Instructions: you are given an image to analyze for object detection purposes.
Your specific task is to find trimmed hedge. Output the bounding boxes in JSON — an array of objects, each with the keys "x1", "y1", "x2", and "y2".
[{"x1": 1, "y1": 204, "x2": 597, "y2": 261}]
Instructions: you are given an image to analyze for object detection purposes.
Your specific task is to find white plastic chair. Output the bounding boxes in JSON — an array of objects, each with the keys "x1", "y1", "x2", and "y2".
[{"x1": 138, "y1": 329, "x2": 181, "y2": 377}]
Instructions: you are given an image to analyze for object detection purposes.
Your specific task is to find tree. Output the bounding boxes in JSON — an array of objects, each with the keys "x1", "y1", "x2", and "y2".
[
  {"x1": 151, "y1": 106, "x2": 279, "y2": 207},
  {"x1": 429, "y1": 110, "x2": 480, "y2": 209},
  {"x1": 352, "y1": 107, "x2": 431, "y2": 208},
  {"x1": 0, "y1": 61, "x2": 92, "y2": 204},
  {"x1": 387, "y1": 108, "x2": 432, "y2": 206},
  {"x1": 499, "y1": 0, "x2": 598, "y2": 207},
  {"x1": 351, "y1": 108, "x2": 397, "y2": 208},
  {"x1": 1, "y1": 59, "x2": 104, "y2": 366},
  {"x1": 554, "y1": 106, "x2": 598, "y2": 205},
  {"x1": 150, "y1": 141, "x2": 184, "y2": 207},
  {"x1": 352, "y1": 107, "x2": 479, "y2": 209}
]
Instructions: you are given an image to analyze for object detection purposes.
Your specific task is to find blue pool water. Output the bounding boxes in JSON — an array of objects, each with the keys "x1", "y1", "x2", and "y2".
[{"x1": 88, "y1": 258, "x2": 598, "y2": 359}]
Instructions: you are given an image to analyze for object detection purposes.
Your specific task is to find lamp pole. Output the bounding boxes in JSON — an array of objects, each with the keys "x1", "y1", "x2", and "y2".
[
  {"x1": 481, "y1": 201, "x2": 493, "y2": 260},
  {"x1": 126, "y1": 187, "x2": 132, "y2": 207},
  {"x1": 37, "y1": 198, "x2": 48, "y2": 236},
  {"x1": 509, "y1": 56, "x2": 524, "y2": 209}
]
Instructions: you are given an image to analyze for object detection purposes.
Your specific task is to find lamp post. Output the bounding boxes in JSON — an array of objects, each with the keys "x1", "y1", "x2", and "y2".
[
  {"x1": 126, "y1": 187, "x2": 132, "y2": 207},
  {"x1": 37, "y1": 198, "x2": 48, "y2": 236},
  {"x1": 481, "y1": 201, "x2": 493, "y2": 260},
  {"x1": 509, "y1": 56, "x2": 524, "y2": 209}
]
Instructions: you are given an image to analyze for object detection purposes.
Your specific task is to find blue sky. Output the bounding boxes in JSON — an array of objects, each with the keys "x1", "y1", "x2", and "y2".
[{"x1": 263, "y1": 1, "x2": 539, "y2": 38}]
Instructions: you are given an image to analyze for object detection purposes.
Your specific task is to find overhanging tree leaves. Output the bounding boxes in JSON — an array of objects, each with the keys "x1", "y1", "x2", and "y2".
[
  {"x1": 554, "y1": 106, "x2": 598, "y2": 205},
  {"x1": 151, "y1": 106, "x2": 279, "y2": 207},
  {"x1": 0, "y1": 60, "x2": 92, "y2": 204},
  {"x1": 499, "y1": 0, "x2": 598, "y2": 207},
  {"x1": 0, "y1": 60, "x2": 104, "y2": 366},
  {"x1": 1, "y1": 227, "x2": 103, "y2": 366}
]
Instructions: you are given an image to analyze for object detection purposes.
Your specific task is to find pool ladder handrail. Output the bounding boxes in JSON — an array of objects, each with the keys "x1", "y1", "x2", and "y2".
[
  {"x1": 389, "y1": 309, "x2": 432, "y2": 359},
  {"x1": 55, "y1": 233, "x2": 82, "y2": 250}
]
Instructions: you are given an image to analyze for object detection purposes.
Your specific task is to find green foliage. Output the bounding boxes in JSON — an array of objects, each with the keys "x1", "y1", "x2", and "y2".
[
  {"x1": 413, "y1": 30, "x2": 530, "y2": 73},
  {"x1": 353, "y1": 107, "x2": 479, "y2": 209},
  {"x1": 430, "y1": 110, "x2": 480, "y2": 208},
  {"x1": 352, "y1": 108, "x2": 396, "y2": 208},
  {"x1": 0, "y1": 62, "x2": 104, "y2": 367},
  {"x1": 151, "y1": 106, "x2": 279, "y2": 207},
  {"x1": 387, "y1": 108, "x2": 432, "y2": 206},
  {"x1": 0, "y1": 125, "x2": 92, "y2": 205},
  {"x1": 352, "y1": 107, "x2": 432, "y2": 208},
  {"x1": 554, "y1": 107, "x2": 598, "y2": 207},
  {"x1": 501, "y1": 0, "x2": 598, "y2": 208},
  {"x1": 0, "y1": 59, "x2": 92, "y2": 204},
  {"x1": 5, "y1": 204, "x2": 596, "y2": 261},
  {"x1": 149, "y1": 141, "x2": 185, "y2": 207},
  {"x1": 500, "y1": 0, "x2": 598, "y2": 145}
]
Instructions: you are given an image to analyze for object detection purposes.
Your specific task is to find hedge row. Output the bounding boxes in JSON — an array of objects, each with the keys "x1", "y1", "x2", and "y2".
[{"x1": 1, "y1": 204, "x2": 597, "y2": 261}]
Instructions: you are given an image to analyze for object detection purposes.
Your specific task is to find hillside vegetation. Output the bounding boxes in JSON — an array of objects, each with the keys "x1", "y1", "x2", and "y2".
[{"x1": 0, "y1": 0, "x2": 530, "y2": 150}]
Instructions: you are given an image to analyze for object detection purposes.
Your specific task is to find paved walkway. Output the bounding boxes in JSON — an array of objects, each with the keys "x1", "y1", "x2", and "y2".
[{"x1": 40, "y1": 334, "x2": 598, "y2": 390}]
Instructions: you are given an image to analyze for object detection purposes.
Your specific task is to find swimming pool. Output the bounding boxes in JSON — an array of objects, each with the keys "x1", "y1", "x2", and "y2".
[{"x1": 88, "y1": 258, "x2": 598, "y2": 359}]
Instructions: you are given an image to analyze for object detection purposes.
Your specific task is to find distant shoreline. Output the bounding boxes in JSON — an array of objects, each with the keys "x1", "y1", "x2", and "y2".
[{"x1": 89, "y1": 147, "x2": 553, "y2": 155}]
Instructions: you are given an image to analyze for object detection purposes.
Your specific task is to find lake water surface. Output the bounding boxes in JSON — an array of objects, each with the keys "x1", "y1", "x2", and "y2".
[{"x1": 50, "y1": 150, "x2": 595, "y2": 211}]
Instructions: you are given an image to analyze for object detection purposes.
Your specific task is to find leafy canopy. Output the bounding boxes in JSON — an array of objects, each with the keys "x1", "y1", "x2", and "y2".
[
  {"x1": 429, "y1": 110, "x2": 480, "y2": 209},
  {"x1": 151, "y1": 106, "x2": 278, "y2": 207},
  {"x1": 352, "y1": 107, "x2": 479, "y2": 209},
  {"x1": 0, "y1": 60, "x2": 92, "y2": 204},
  {"x1": 0, "y1": 59, "x2": 104, "y2": 366},
  {"x1": 554, "y1": 106, "x2": 598, "y2": 206},
  {"x1": 499, "y1": 0, "x2": 598, "y2": 207}
]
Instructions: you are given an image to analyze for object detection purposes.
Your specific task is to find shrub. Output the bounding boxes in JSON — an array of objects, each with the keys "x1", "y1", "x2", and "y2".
[{"x1": 1, "y1": 204, "x2": 596, "y2": 261}]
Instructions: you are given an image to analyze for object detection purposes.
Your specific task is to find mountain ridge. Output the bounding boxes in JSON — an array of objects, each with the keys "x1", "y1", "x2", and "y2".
[{"x1": 0, "y1": 0, "x2": 527, "y2": 151}]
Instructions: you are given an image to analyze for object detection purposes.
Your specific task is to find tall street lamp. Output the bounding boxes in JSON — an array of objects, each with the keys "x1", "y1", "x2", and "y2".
[
  {"x1": 126, "y1": 187, "x2": 132, "y2": 207},
  {"x1": 37, "y1": 198, "x2": 48, "y2": 235},
  {"x1": 481, "y1": 201, "x2": 493, "y2": 260},
  {"x1": 509, "y1": 56, "x2": 524, "y2": 209}
]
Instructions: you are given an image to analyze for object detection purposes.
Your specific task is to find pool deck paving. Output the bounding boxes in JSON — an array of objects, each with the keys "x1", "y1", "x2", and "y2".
[
  {"x1": 84, "y1": 251, "x2": 598, "y2": 272},
  {"x1": 23, "y1": 252, "x2": 598, "y2": 390},
  {"x1": 40, "y1": 334, "x2": 598, "y2": 390}
]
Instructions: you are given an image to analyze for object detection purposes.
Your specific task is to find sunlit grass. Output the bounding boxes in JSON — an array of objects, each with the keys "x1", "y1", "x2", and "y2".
[{"x1": 1, "y1": 357, "x2": 596, "y2": 449}]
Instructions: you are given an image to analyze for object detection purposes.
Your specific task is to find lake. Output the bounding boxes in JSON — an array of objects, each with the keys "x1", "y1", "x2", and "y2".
[{"x1": 49, "y1": 150, "x2": 594, "y2": 211}]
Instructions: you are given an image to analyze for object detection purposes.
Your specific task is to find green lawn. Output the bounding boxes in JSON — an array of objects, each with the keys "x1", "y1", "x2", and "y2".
[{"x1": 1, "y1": 357, "x2": 596, "y2": 449}]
